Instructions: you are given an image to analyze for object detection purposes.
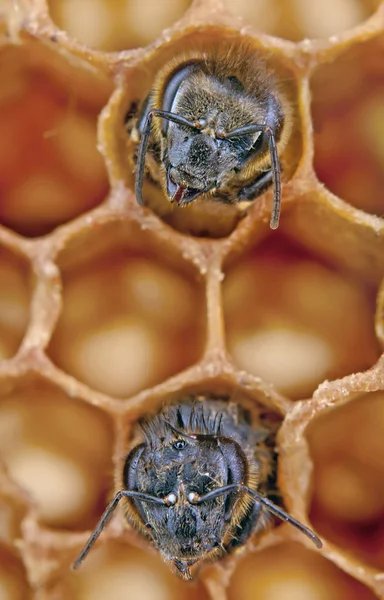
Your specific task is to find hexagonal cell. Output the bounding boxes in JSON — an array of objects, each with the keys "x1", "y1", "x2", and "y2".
[
  {"x1": 61, "y1": 387, "x2": 287, "y2": 579},
  {"x1": 0, "y1": 545, "x2": 31, "y2": 600},
  {"x1": 0, "y1": 246, "x2": 31, "y2": 361},
  {"x1": 312, "y1": 36, "x2": 384, "y2": 217},
  {"x1": 67, "y1": 540, "x2": 207, "y2": 600},
  {"x1": 0, "y1": 38, "x2": 110, "y2": 237},
  {"x1": 0, "y1": 374, "x2": 114, "y2": 531},
  {"x1": 228, "y1": 542, "x2": 377, "y2": 600},
  {"x1": 224, "y1": 0, "x2": 379, "y2": 41},
  {"x1": 307, "y1": 391, "x2": 384, "y2": 571},
  {"x1": 48, "y1": 0, "x2": 191, "y2": 51},
  {"x1": 48, "y1": 221, "x2": 206, "y2": 398},
  {"x1": 113, "y1": 31, "x2": 300, "y2": 237},
  {"x1": 108, "y1": 388, "x2": 290, "y2": 579},
  {"x1": 223, "y1": 233, "x2": 380, "y2": 399}
]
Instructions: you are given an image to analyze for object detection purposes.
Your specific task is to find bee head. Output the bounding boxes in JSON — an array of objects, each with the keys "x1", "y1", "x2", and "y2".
[
  {"x1": 162, "y1": 70, "x2": 266, "y2": 206},
  {"x1": 72, "y1": 402, "x2": 322, "y2": 579},
  {"x1": 123, "y1": 427, "x2": 246, "y2": 579}
]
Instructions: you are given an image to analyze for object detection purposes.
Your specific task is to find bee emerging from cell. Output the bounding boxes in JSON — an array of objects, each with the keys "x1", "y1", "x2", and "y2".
[
  {"x1": 73, "y1": 398, "x2": 321, "y2": 580},
  {"x1": 126, "y1": 44, "x2": 293, "y2": 230}
]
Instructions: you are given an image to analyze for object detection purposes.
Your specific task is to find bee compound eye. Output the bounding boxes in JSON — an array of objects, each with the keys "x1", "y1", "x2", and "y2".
[
  {"x1": 187, "y1": 492, "x2": 200, "y2": 504},
  {"x1": 173, "y1": 439, "x2": 186, "y2": 450},
  {"x1": 165, "y1": 493, "x2": 177, "y2": 506}
]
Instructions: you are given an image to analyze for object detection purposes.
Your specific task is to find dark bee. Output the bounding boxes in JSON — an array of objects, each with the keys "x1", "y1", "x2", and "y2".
[
  {"x1": 128, "y1": 45, "x2": 292, "y2": 229},
  {"x1": 73, "y1": 398, "x2": 321, "y2": 580}
]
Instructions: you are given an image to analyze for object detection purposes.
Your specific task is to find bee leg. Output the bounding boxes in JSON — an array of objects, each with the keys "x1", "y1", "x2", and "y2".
[
  {"x1": 225, "y1": 501, "x2": 268, "y2": 554},
  {"x1": 238, "y1": 169, "x2": 274, "y2": 201}
]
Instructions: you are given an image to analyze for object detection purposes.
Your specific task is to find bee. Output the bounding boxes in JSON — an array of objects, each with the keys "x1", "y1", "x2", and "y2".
[
  {"x1": 127, "y1": 44, "x2": 293, "y2": 230},
  {"x1": 73, "y1": 398, "x2": 321, "y2": 580}
]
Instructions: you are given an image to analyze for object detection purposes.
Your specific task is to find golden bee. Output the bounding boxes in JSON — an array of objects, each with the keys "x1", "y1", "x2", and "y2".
[
  {"x1": 73, "y1": 398, "x2": 321, "y2": 580},
  {"x1": 127, "y1": 44, "x2": 293, "y2": 229}
]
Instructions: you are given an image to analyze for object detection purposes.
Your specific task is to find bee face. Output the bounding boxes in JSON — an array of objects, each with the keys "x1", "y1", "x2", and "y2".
[
  {"x1": 165, "y1": 126, "x2": 253, "y2": 203},
  {"x1": 130, "y1": 46, "x2": 292, "y2": 228},
  {"x1": 122, "y1": 400, "x2": 260, "y2": 578},
  {"x1": 164, "y1": 72, "x2": 264, "y2": 203},
  {"x1": 125, "y1": 435, "x2": 229, "y2": 570},
  {"x1": 72, "y1": 399, "x2": 322, "y2": 580}
]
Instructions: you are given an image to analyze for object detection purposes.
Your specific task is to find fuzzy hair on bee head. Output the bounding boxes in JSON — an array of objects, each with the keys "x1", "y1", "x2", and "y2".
[
  {"x1": 201, "y1": 43, "x2": 276, "y2": 102},
  {"x1": 155, "y1": 47, "x2": 273, "y2": 134},
  {"x1": 159, "y1": 42, "x2": 277, "y2": 103},
  {"x1": 139, "y1": 400, "x2": 224, "y2": 449}
]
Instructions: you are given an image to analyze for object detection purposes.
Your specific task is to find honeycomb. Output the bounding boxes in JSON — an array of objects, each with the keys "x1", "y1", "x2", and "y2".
[{"x1": 0, "y1": 0, "x2": 384, "y2": 598}]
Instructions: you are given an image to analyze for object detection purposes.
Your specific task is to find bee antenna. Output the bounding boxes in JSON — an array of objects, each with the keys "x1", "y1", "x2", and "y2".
[
  {"x1": 192, "y1": 484, "x2": 323, "y2": 549},
  {"x1": 135, "y1": 109, "x2": 200, "y2": 207},
  {"x1": 72, "y1": 490, "x2": 166, "y2": 570}
]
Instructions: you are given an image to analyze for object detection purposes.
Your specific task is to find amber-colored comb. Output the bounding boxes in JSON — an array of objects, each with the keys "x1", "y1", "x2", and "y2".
[{"x1": 0, "y1": 1, "x2": 383, "y2": 598}]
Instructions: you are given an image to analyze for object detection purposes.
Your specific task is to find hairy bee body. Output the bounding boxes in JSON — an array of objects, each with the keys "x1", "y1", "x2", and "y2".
[
  {"x1": 127, "y1": 45, "x2": 293, "y2": 229},
  {"x1": 73, "y1": 398, "x2": 322, "y2": 580},
  {"x1": 121, "y1": 399, "x2": 272, "y2": 579}
]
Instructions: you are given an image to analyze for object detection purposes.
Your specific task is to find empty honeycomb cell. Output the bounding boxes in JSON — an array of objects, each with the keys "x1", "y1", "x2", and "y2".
[
  {"x1": 115, "y1": 30, "x2": 301, "y2": 238},
  {"x1": 307, "y1": 391, "x2": 384, "y2": 571},
  {"x1": 48, "y1": 222, "x2": 206, "y2": 398},
  {"x1": 0, "y1": 545, "x2": 31, "y2": 600},
  {"x1": 67, "y1": 540, "x2": 208, "y2": 600},
  {"x1": 228, "y1": 542, "x2": 377, "y2": 600},
  {"x1": 223, "y1": 234, "x2": 380, "y2": 399},
  {"x1": 48, "y1": 0, "x2": 191, "y2": 51},
  {"x1": 312, "y1": 36, "x2": 384, "y2": 217},
  {"x1": 0, "y1": 375, "x2": 114, "y2": 531},
  {"x1": 0, "y1": 38, "x2": 110, "y2": 237},
  {"x1": 223, "y1": 0, "x2": 378, "y2": 41},
  {"x1": 0, "y1": 246, "x2": 31, "y2": 361}
]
